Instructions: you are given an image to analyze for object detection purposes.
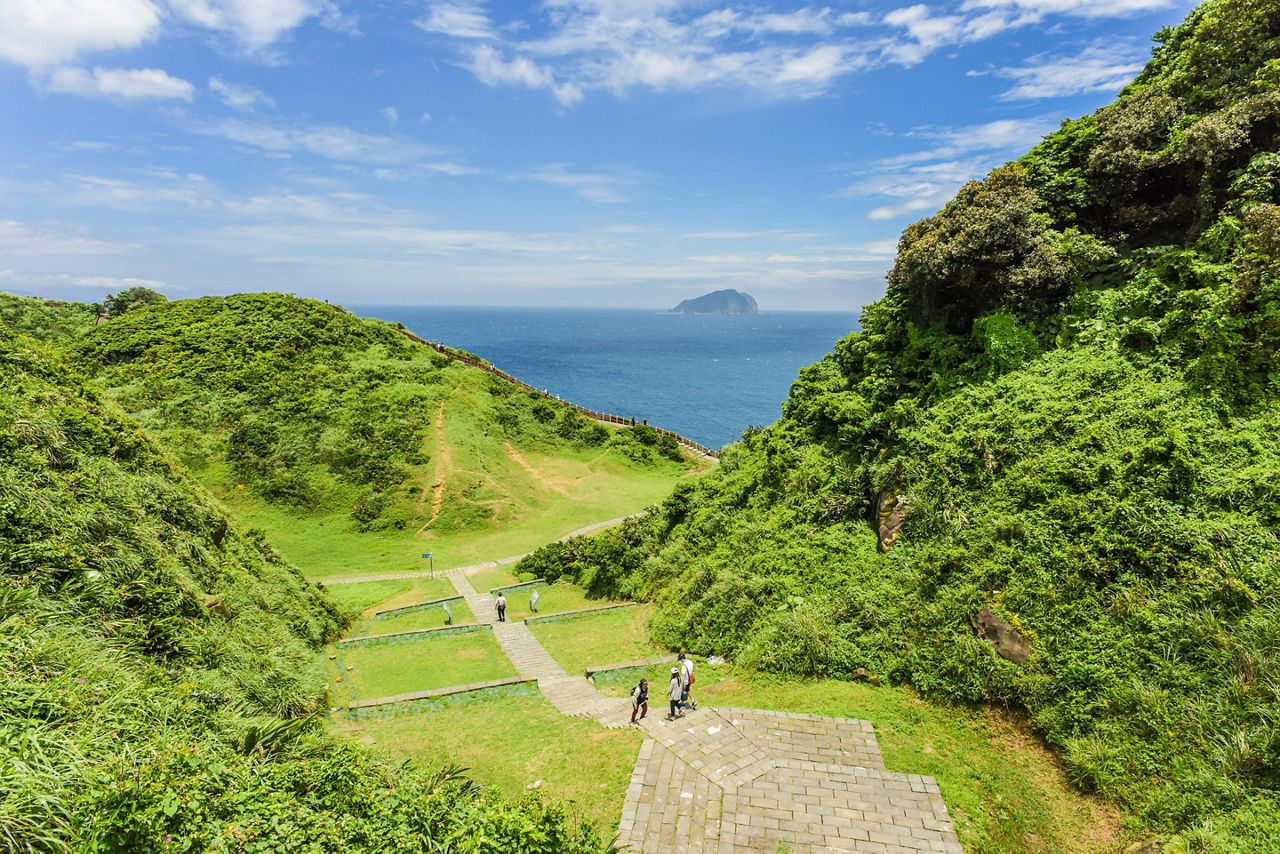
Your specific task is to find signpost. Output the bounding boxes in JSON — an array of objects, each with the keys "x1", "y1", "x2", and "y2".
[{"x1": 421, "y1": 552, "x2": 434, "y2": 578}]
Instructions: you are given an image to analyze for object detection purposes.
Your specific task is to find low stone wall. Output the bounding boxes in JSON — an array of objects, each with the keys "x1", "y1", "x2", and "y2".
[
  {"x1": 524, "y1": 602, "x2": 638, "y2": 625},
  {"x1": 373, "y1": 594, "x2": 464, "y2": 618},
  {"x1": 584, "y1": 656, "x2": 673, "y2": 680},
  {"x1": 337, "y1": 622, "x2": 488, "y2": 649},
  {"x1": 490, "y1": 578, "x2": 545, "y2": 595},
  {"x1": 346, "y1": 677, "x2": 537, "y2": 719}
]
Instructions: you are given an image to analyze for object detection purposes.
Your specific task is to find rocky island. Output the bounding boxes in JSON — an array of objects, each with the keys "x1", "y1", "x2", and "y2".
[{"x1": 671, "y1": 289, "x2": 759, "y2": 315}]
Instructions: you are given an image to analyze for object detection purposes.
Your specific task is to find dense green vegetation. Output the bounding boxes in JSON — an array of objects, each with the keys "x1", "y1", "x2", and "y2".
[
  {"x1": 0, "y1": 325, "x2": 609, "y2": 851},
  {"x1": 0, "y1": 294, "x2": 96, "y2": 342},
  {"x1": 68, "y1": 293, "x2": 692, "y2": 547},
  {"x1": 519, "y1": 0, "x2": 1280, "y2": 845}
]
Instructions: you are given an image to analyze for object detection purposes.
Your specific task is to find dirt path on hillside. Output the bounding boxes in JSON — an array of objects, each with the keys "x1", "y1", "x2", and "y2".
[
  {"x1": 503, "y1": 442, "x2": 568, "y2": 495},
  {"x1": 415, "y1": 400, "x2": 451, "y2": 536}
]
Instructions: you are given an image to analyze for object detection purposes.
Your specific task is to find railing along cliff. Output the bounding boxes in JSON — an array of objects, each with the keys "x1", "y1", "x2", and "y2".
[{"x1": 386, "y1": 321, "x2": 721, "y2": 459}]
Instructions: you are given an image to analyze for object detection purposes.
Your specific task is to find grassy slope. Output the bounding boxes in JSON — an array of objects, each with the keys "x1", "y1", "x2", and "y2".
[
  {"x1": 518, "y1": 0, "x2": 1280, "y2": 845},
  {"x1": 68, "y1": 293, "x2": 704, "y2": 581},
  {"x1": 0, "y1": 325, "x2": 608, "y2": 851}
]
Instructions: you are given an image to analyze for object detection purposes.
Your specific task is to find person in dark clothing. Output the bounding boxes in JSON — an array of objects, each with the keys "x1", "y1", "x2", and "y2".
[{"x1": 630, "y1": 678, "x2": 649, "y2": 723}]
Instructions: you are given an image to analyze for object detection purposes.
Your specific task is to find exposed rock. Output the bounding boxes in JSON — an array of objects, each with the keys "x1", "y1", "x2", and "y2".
[
  {"x1": 975, "y1": 607, "x2": 1031, "y2": 664},
  {"x1": 851, "y1": 667, "x2": 881, "y2": 686},
  {"x1": 1123, "y1": 838, "x2": 1162, "y2": 854},
  {"x1": 876, "y1": 492, "x2": 909, "y2": 553},
  {"x1": 211, "y1": 517, "x2": 228, "y2": 548},
  {"x1": 203, "y1": 593, "x2": 232, "y2": 621}
]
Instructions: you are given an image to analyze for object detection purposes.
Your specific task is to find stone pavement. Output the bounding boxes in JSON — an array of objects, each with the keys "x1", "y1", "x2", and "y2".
[
  {"x1": 360, "y1": 564, "x2": 964, "y2": 852},
  {"x1": 622, "y1": 708, "x2": 961, "y2": 853}
]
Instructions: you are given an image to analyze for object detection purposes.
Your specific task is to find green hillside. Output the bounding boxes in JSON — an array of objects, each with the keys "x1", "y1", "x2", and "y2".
[
  {"x1": 69, "y1": 293, "x2": 704, "y2": 579},
  {"x1": 0, "y1": 325, "x2": 607, "y2": 851},
  {"x1": 518, "y1": 0, "x2": 1280, "y2": 845}
]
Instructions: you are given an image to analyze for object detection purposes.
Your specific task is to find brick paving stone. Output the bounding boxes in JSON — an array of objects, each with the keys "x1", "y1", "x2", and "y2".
[{"x1": 618, "y1": 709, "x2": 963, "y2": 853}]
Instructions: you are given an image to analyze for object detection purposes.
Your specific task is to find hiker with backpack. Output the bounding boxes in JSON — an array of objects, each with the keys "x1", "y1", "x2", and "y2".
[
  {"x1": 678, "y1": 653, "x2": 697, "y2": 711},
  {"x1": 629, "y1": 678, "x2": 649, "y2": 723},
  {"x1": 666, "y1": 668, "x2": 683, "y2": 719}
]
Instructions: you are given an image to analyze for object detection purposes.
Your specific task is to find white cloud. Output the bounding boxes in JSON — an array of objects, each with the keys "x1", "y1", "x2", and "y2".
[
  {"x1": 0, "y1": 0, "x2": 161, "y2": 69},
  {"x1": 0, "y1": 220, "x2": 134, "y2": 255},
  {"x1": 835, "y1": 117, "x2": 1057, "y2": 220},
  {"x1": 168, "y1": 0, "x2": 327, "y2": 51},
  {"x1": 417, "y1": 0, "x2": 498, "y2": 39},
  {"x1": 44, "y1": 66, "x2": 195, "y2": 100},
  {"x1": 0, "y1": 0, "x2": 334, "y2": 71},
  {"x1": 426, "y1": 0, "x2": 1164, "y2": 105},
  {"x1": 209, "y1": 76, "x2": 275, "y2": 109},
  {"x1": 381, "y1": 106, "x2": 399, "y2": 126},
  {"x1": 992, "y1": 41, "x2": 1145, "y2": 99},
  {"x1": 961, "y1": 0, "x2": 1176, "y2": 18},
  {"x1": 426, "y1": 0, "x2": 887, "y2": 104},
  {"x1": 468, "y1": 45, "x2": 583, "y2": 105},
  {"x1": 193, "y1": 118, "x2": 444, "y2": 164},
  {"x1": 520, "y1": 164, "x2": 640, "y2": 203},
  {"x1": 0, "y1": 269, "x2": 171, "y2": 291}
]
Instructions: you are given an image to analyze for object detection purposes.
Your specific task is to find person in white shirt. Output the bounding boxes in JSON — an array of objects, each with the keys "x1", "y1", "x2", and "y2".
[
  {"x1": 495, "y1": 593, "x2": 507, "y2": 622},
  {"x1": 666, "y1": 668, "x2": 683, "y2": 719},
  {"x1": 678, "y1": 653, "x2": 696, "y2": 710}
]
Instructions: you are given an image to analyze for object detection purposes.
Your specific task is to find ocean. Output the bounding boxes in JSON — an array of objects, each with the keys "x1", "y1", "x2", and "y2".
[{"x1": 350, "y1": 306, "x2": 861, "y2": 450}]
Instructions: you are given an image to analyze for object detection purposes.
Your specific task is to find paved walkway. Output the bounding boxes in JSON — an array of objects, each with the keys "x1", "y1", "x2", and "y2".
[{"x1": 358, "y1": 564, "x2": 964, "y2": 852}]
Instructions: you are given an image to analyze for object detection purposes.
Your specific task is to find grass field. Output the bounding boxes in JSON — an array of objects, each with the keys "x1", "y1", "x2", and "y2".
[
  {"x1": 323, "y1": 576, "x2": 458, "y2": 617},
  {"x1": 331, "y1": 630, "x2": 514, "y2": 703},
  {"x1": 219, "y1": 441, "x2": 703, "y2": 582},
  {"x1": 335, "y1": 693, "x2": 643, "y2": 829},
  {"x1": 360, "y1": 599, "x2": 476, "y2": 635},
  {"x1": 466, "y1": 564, "x2": 521, "y2": 593},
  {"x1": 530, "y1": 605, "x2": 665, "y2": 675},
  {"x1": 503, "y1": 584, "x2": 602, "y2": 622}
]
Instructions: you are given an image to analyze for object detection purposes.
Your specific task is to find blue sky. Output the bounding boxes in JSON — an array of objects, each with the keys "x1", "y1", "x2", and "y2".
[{"x1": 1, "y1": 0, "x2": 1197, "y2": 310}]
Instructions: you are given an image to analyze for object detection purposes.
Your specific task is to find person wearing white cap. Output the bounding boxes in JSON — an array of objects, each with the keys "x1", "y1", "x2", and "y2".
[{"x1": 666, "y1": 667, "x2": 683, "y2": 719}]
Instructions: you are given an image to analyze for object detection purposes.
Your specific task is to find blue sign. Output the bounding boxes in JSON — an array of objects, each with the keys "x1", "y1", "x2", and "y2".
[{"x1": 421, "y1": 553, "x2": 433, "y2": 559}]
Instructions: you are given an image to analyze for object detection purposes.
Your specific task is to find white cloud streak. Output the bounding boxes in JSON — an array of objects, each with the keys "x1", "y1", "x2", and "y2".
[
  {"x1": 416, "y1": 0, "x2": 498, "y2": 39},
  {"x1": 167, "y1": 0, "x2": 328, "y2": 51},
  {"x1": 991, "y1": 41, "x2": 1146, "y2": 99},
  {"x1": 835, "y1": 116, "x2": 1057, "y2": 220},
  {"x1": 209, "y1": 76, "x2": 275, "y2": 109},
  {"x1": 43, "y1": 66, "x2": 195, "y2": 100},
  {"x1": 0, "y1": 269, "x2": 171, "y2": 291},
  {"x1": 414, "y1": 0, "x2": 1174, "y2": 105},
  {"x1": 0, "y1": 220, "x2": 135, "y2": 255},
  {"x1": 192, "y1": 118, "x2": 445, "y2": 165},
  {"x1": 519, "y1": 163, "x2": 639, "y2": 203}
]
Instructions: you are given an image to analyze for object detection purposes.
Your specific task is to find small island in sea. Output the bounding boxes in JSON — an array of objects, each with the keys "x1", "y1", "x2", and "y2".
[{"x1": 671, "y1": 289, "x2": 760, "y2": 315}]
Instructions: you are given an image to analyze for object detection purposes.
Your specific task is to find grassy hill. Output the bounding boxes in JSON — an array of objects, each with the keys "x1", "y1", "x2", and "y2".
[
  {"x1": 518, "y1": 0, "x2": 1280, "y2": 846},
  {"x1": 66, "y1": 293, "x2": 704, "y2": 580},
  {"x1": 0, "y1": 324, "x2": 608, "y2": 851}
]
